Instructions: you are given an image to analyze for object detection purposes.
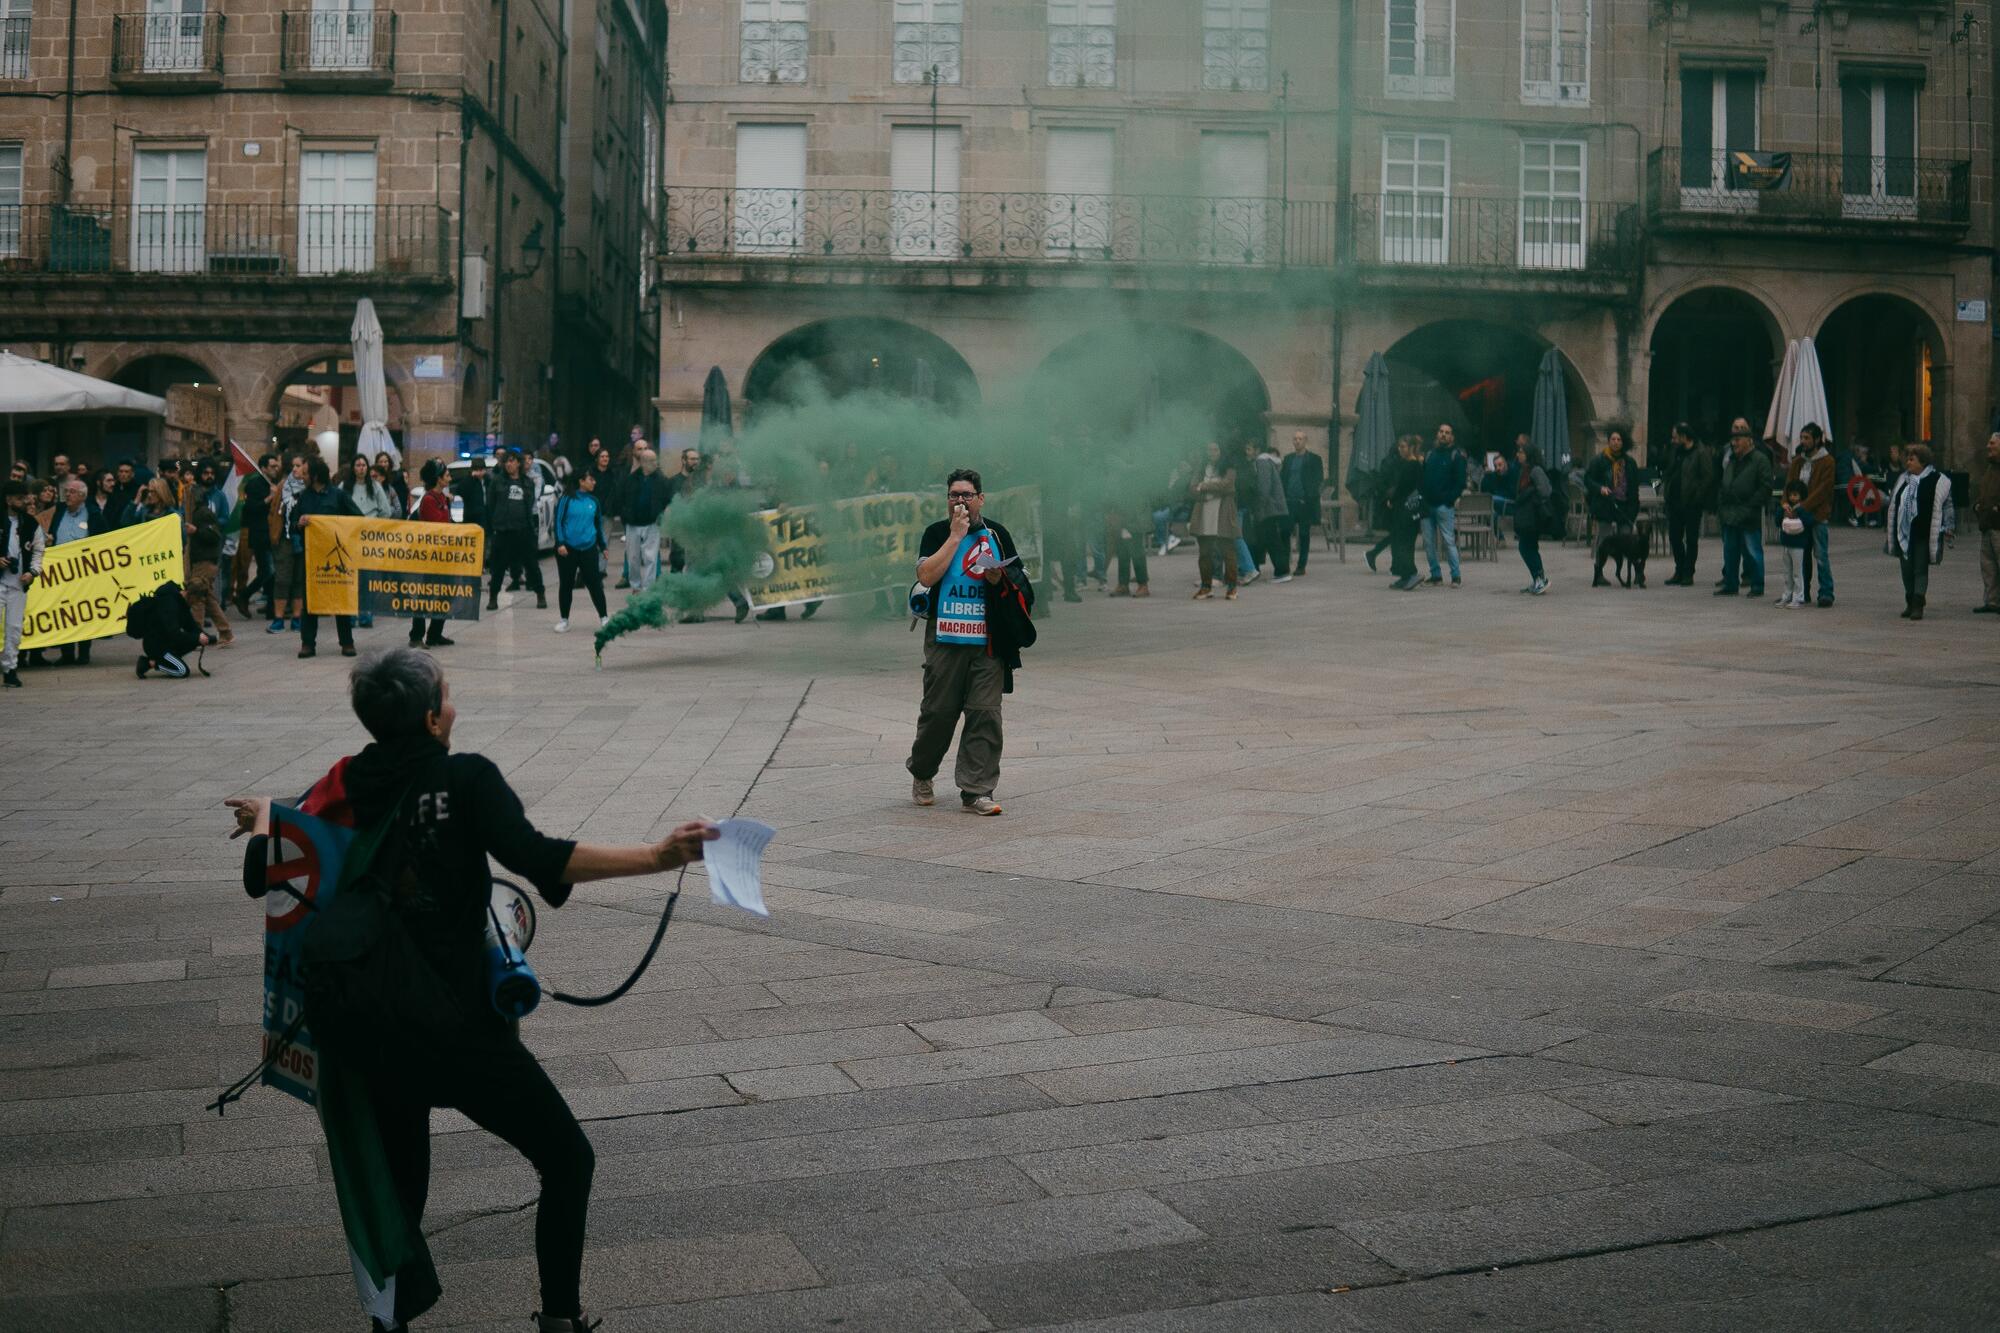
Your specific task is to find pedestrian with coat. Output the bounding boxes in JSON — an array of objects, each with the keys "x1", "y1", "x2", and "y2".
[
  {"x1": 1659, "y1": 421, "x2": 1718, "y2": 586},
  {"x1": 620, "y1": 447, "x2": 670, "y2": 595},
  {"x1": 1513, "y1": 440, "x2": 1555, "y2": 595},
  {"x1": 1886, "y1": 442, "x2": 1955, "y2": 621},
  {"x1": 1250, "y1": 439, "x2": 1290, "y2": 583},
  {"x1": 1279, "y1": 430, "x2": 1323, "y2": 577},
  {"x1": 1786, "y1": 423, "x2": 1837, "y2": 606},
  {"x1": 1188, "y1": 442, "x2": 1241, "y2": 601},
  {"x1": 1, "y1": 479, "x2": 46, "y2": 687},
  {"x1": 1584, "y1": 426, "x2": 1640, "y2": 587},
  {"x1": 1973, "y1": 432, "x2": 2000, "y2": 615},
  {"x1": 291, "y1": 458, "x2": 363, "y2": 658},
  {"x1": 1715, "y1": 418, "x2": 1773, "y2": 598},
  {"x1": 552, "y1": 470, "x2": 609, "y2": 634},
  {"x1": 1386, "y1": 435, "x2": 1426, "y2": 591},
  {"x1": 1419, "y1": 424, "x2": 1466, "y2": 587},
  {"x1": 486, "y1": 452, "x2": 547, "y2": 610},
  {"x1": 407, "y1": 459, "x2": 456, "y2": 649}
]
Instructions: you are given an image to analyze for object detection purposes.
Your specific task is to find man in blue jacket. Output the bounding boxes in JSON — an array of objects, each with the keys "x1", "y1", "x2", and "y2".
[{"x1": 1420, "y1": 424, "x2": 1467, "y2": 587}]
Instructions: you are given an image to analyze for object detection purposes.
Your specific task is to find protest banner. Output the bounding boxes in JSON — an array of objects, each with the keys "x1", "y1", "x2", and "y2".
[
  {"x1": 746, "y1": 485, "x2": 1043, "y2": 611},
  {"x1": 19, "y1": 515, "x2": 184, "y2": 649},
  {"x1": 303, "y1": 517, "x2": 485, "y2": 620}
]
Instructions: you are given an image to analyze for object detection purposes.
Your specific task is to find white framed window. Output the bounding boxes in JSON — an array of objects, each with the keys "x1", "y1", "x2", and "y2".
[
  {"x1": 1519, "y1": 139, "x2": 1584, "y2": 269},
  {"x1": 741, "y1": 0, "x2": 807, "y2": 84},
  {"x1": 132, "y1": 146, "x2": 206, "y2": 273},
  {"x1": 1201, "y1": 0, "x2": 1268, "y2": 92},
  {"x1": 732, "y1": 122, "x2": 808, "y2": 253},
  {"x1": 1521, "y1": 0, "x2": 1588, "y2": 106},
  {"x1": 1678, "y1": 68, "x2": 1759, "y2": 210},
  {"x1": 1048, "y1": 0, "x2": 1114, "y2": 89},
  {"x1": 1198, "y1": 131, "x2": 1269, "y2": 263},
  {"x1": 1380, "y1": 132, "x2": 1448, "y2": 264},
  {"x1": 300, "y1": 148, "x2": 376, "y2": 273},
  {"x1": 891, "y1": 124, "x2": 961, "y2": 259},
  {"x1": 0, "y1": 143, "x2": 20, "y2": 258},
  {"x1": 307, "y1": 0, "x2": 376, "y2": 70},
  {"x1": 1, "y1": 0, "x2": 29, "y2": 81},
  {"x1": 893, "y1": 0, "x2": 961, "y2": 86},
  {"x1": 1386, "y1": 0, "x2": 1452, "y2": 100},
  {"x1": 1841, "y1": 76, "x2": 1918, "y2": 218},
  {"x1": 142, "y1": 0, "x2": 209, "y2": 73},
  {"x1": 1044, "y1": 126, "x2": 1114, "y2": 257}
]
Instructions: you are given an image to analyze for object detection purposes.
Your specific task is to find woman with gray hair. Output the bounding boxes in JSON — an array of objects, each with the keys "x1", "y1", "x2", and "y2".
[{"x1": 227, "y1": 648, "x2": 717, "y2": 1333}]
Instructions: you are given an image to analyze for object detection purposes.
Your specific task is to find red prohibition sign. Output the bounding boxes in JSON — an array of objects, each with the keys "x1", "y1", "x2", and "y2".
[
  {"x1": 1847, "y1": 475, "x2": 1886, "y2": 515},
  {"x1": 265, "y1": 816, "x2": 322, "y2": 931}
]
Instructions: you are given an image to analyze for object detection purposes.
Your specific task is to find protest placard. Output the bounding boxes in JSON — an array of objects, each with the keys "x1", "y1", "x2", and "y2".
[{"x1": 303, "y1": 517, "x2": 486, "y2": 620}]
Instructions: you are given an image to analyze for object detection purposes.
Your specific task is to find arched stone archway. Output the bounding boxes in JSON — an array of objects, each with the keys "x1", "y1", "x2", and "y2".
[
  {"x1": 1384, "y1": 320, "x2": 1592, "y2": 463},
  {"x1": 266, "y1": 352, "x2": 406, "y2": 465},
  {"x1": 1646, "y1": 288, "x2": 1783, "y2": 454},
  {"x1": 1028, "y1": 323, "x2": 1273, "y2": 449},
  {"x1": 107, "y1": 353, "x2": 229, "y2": 464},
  {"x1": 743, "y1": 317, "x2": 980, "y2": 412},
  {"x1": 1815, "y1": 293, "x2": 1946, "y2": 453}
]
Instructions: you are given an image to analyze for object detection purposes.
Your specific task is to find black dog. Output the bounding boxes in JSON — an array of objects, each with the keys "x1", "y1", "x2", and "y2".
[{"x1": 1593, "y1": 518, "x2": 1651, "y2": 589}]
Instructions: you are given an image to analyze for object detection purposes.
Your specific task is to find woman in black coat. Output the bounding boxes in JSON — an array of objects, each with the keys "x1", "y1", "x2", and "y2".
[{"x1": 1385, "y1": 435, "x2": 1426, "y2": 591}]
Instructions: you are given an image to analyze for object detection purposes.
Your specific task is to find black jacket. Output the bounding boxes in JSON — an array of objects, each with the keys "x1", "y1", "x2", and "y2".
[
  {"x1": 1280, "y1": 450, "x2": 1324, "y2": 523},
  {"x1": 458, "y1": 471, "x2": 490, "y2": 528},
  {"x1": 1583, "y1": 450, "x2": 1639, "y2": 524},
  {"x1": 1660, "y1": 441, "x2": 1719, "y2": 512},
  {"x1": 621, "y1": 471, "x2": 671, "y2": 526}
]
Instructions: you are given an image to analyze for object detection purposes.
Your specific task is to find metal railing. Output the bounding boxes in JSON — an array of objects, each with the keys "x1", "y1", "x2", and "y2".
[
  {"x1": 0, "y1": 203, "x2": 450, "y2": 279},
  {"x1": 111, "y1": 12, "x2": 225, "y2": 78},
  {"x1": 1, "y1": 16, "x2": 29, "y2": 79},
  {"x1": 280, "y1": 9, "x2": 396, "y2": 78},
  {"x1": 1349, "y1": 194, "x2": 1638, "y2": 274},
  {"x1": 665, "y1": 188, "x2": 1336, "y2": 267},
  {"x1": 1648, "y1": 147, "x2": 1971, "y2": 228}
]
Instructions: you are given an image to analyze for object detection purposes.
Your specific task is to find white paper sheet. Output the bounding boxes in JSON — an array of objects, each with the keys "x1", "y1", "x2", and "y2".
[
  {"x1": 968, "y1": 551, "x2": 1019, "y2": 577},
  {"x1": 708, "y1": 818, "x2": 775, "y2": 918}
]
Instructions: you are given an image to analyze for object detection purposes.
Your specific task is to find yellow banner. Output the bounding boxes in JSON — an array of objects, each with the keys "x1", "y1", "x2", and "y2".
[
  {"x1": 746, "y1": 486, "x2": 1043, "y2": 611},
  {"x1": 19, "y1": 515, "x2": 184, "y2": 649},
  {"x1": 303, "y1": 516, "x2": 486, "y2": 620}
]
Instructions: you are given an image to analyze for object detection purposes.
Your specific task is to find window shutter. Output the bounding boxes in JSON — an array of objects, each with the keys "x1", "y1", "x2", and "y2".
[
  {"x1": 1882, "y1": 78, "x2": 1916, "y2": 196},
  {"x1": 1679, "y1": 70, "x2": 1711, "y2": 188},
  {"x1": 1840, "y1": 78, "x2": 1870, "y2": 196},
  {"x1": 1722, "y1": 72, "x2": 1756, "y2": 151}
]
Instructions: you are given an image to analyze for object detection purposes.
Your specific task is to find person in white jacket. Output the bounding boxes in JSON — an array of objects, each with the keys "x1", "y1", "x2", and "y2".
[{"x1": 2, "y1": 479, "x2": 48, "y2": 687}]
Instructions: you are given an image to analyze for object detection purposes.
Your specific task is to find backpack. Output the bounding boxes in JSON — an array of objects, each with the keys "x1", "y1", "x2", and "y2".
[{"x1": 125, "y1": 582, "x2": 208, "y2": 667}]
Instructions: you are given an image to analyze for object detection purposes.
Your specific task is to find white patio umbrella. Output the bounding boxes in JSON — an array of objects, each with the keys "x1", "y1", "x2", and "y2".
[
  {"x1": 350, "y1": 299, "x2": 400, "y2": 469},
  {"x1": 1762, "y1": 335, "x2": 1831, "y2": 461},
  {"x1": 0, "y1": 350, "x2": 166, "y2": 467}
]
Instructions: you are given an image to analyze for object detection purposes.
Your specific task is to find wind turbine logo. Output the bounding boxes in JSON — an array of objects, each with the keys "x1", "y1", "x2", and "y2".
[{"x1": 317, "y1": 532, "x2": 355, "y2": 577}]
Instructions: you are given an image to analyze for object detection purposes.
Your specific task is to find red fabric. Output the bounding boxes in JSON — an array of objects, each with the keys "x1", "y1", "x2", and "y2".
[
  {"x1": 416, "y1": 491, "x2": 451, "y2": 524},
  {"x1": 298, "y1": 756, "x2": 358, "y2": 828}
]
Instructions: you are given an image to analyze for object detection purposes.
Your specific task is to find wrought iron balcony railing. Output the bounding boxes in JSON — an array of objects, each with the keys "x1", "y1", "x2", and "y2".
[
  {"x1": 1349, "y1": 194, "x2": 1639, "y2": 275},
  {"x1": 0, "y1": 16, "x2": 29, "y2": 80},
  {"x1": 1647, "y1": 147, "x2": 1970, "y2": 230},
  {"x1": 111, "y1": 12, "x2": 225, "y2": 82},
  {"x1": 280, "y1": 9, "x2": 396, "y2": 81},
  {"x1": 0, "y1": 203, "x2": 450, "y2": 280},
  {"x1": 665, "y1": 187, "x2": 1336, "y2": 268}
]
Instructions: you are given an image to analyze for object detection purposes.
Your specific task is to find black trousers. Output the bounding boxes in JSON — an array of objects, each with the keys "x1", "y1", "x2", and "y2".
[
  {"x1": 1665, "y1": 503, "x2": 1703, "y2": 579},
  {"x1": 1389, "y1": 522, "x2": 1418, "y2": 579},
  {"x1": 1286, "y1": 501, "x2": 1314, "y2": 573},
  {"x1": 299, "y1": 613, "x2": 352, "y2": 650},
  {"x1": 407, "y1": 617, "x2": 448, "y2": 643},
  {"x1": 365, "y1": 1035, "x2": 594, "y2": 1319},
  {"x1": 1256, "y1": 516, "x2": 1289, "y2": 575},
  {"x1": 490, "y1": 530, "x2": 544, "y2": 596},
  {"x1": 557, "y1": 549, "x2": 607, "y2": 619}
]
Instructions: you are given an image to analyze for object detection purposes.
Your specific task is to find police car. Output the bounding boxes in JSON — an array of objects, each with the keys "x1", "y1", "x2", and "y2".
[{"x1": 410, "y1": 456, "x2": 562, "y2": 554}]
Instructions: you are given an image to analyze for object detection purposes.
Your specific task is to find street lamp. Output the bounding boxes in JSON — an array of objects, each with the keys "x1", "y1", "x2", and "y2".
[{"x1": 501, "y1": 221, "x2": 545, "y2": 284}]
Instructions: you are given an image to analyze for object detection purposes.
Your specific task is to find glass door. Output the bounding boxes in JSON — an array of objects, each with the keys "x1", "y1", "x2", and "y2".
[
  {"x1": 300, "y1": 149, "x2": 376, "y2": 273},
  {"x1": 132, "y1": 147, "x2": 206, "y2": 272}
]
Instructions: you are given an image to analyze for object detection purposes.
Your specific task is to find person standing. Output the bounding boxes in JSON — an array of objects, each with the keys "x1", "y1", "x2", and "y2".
[
  {"x1": 269, "y1": 455, "x2": 309, "y2": 634},
  {"x1": 620, "y1": 447, "x2": 670, "y2": 595},
  {"x1": 1251, "y1": 439, "x2": 1291, "y2": 583},
  {"x1": 1774, "y1": 481, "x2": 1813, "y2": 609},
  {"x1": 233, "y1": 454, "x2": 277, "y2": 619},
  {"x1": 1103, "y1": 501, "x2": 1150, "y2": 598},
  {"x1": 1584, "y1": 426, "x2": 1640, "y2": 588},
  {"x1": 1714, "y1": 419, "x2": 1772, "y2": 597},
  {"x1": 374, "y1": 450, "x2": 410, "y2": 516},
  {"x1": 1279, "y1": 430, "x2": 1323, "y2": 577},
  {"x1": 1973, "y1": 432, "x2": 2000, "y2": 614},
  {"x1": 906, "y1": 469, "x2": 1022, "y2": 816},
  {"x1": 1513, "y1": 441, "x2": 1554, "y2": 595},
  {"x1": 182, "y1": 499, "x2": 234, "y2": 651},
  {"x1": 407, "y1": 459, "x2": 456, "y2": 649},
  {"x1": 1887, "y1": 442, "x2": 1955, "y2": 621},
  {"x1": 42, "y1": 479, "x2": 96, "y2": 667},
  {"x1": 344, "y1": 456, "x2": 398, "y2": 630},
  {"x1": 1, "y1": 480, "x2": 45, "y2": 687},
  {"x1": 87, "y1": 469, "x2": 120, "y2": 536},
  {"x1": 552, "y1": 470, "x2": 609, "y2": 634},
  {"x1": 1233, "y1": 440, "x2": 1262, "y2": 585},
  {"x1": 1787, "y1": 423, "x2": 1836, "y2": 606},
  {"x1": 1419, "y1": 424, "x2": 1466, "y2": 587},
  {"x1": 292, "y1": 458, "x2": 362, "y2": 658},
  {"x1": 1659, "y1": 421, "x2": 1717, "y2": 586},
  {"x1": 1188, "y1": 442, "x2": 1241, "y2": 601},
  {"x1": 486, "y1": 452, "x2": 548, "y2": 610},
  {"x1": 1385, "y1": 436, "x2": 1426, "y2": 591}
]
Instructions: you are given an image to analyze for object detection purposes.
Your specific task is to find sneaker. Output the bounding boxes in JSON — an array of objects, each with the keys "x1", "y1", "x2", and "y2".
[
  {"x1": 1816, "y1": 595, "x2": 1834, "y2": 608},
  {"x1": 1425, "y1": 575, "x2": 1443, "y2": 585},
  {"x1": 409, "y1": 633, "x2": 425, "y2": 647},
  {"x1": 912, "y1": 777, "x2": 935, "y2": 807},
  {"x1": 1224, "y1": 587, "x2": 1238, "y2": 601},
  {"x1": 554, "y1": 618, "x2": 569, "y2": 633},
  {"x1": 288, "y1": 618, "x2": 300, "y2": 631},
  {"x1": 1745, "y1": 587, "x2": 1764, "y2": 598},
  {"x1": 1192, "y1": 587, "x2": 1212, "y2": 600},
  {"x1": 1165, "y1": 534, "x2": 1182, "y2": 553},
  {"x1": 1133, "y1": 585, "x2": 1149, "y2": 598},
  {"x1": 1110, "y1": 585, "x2": 1132, "y2": 597},
  {"x1": 733, "y1": 601, "x2": 749, "y2": 623},
  {"x1": 1520, "y1": 583, "x2": 1537, "y2": 594},
  {"x1": 1450, "y1": 577, "x2": 1461, "y2": 588},
  {"x1": 1532, "y1": 579, "x2": 1548, "y2": 595},
  {"x1": 266, "y1": 619, "x2": 286, "y2": 634},
  {"x1": 217, "y1": 636, "x2": 233, "y2": 648},
  {"x1": 961, "y1": 795, "x2": 1002, "y2": 816},
  {"x1": 1271, "y1": 574, "x2": 1292, "y2": 584},
  {"x1": 1239, "y1": 570, "x2": 1259, "y2": 585},
  {"x1": 1774, "y1": 593, "x2": 1791, "y2": 606},
  {"x1": 616, "y1": 578, "x2": 631, "y2": 589}
]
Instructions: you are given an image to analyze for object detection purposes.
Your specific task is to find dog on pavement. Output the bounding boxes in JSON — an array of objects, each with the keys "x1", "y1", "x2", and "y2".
[{"x1": 1593, "y1": 517, "x2": 1651, "y2": 589}]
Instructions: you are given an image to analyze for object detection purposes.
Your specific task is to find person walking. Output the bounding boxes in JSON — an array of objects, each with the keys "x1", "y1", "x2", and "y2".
[
  {"x1": 486, "y1": 452, "x2": 547, "y2": 610},
  {"x1": 1363, "y1": 449, "x2": 1398, "y2": 572},
  {"x1": 1787, "y1": 422, "x2": 1837, "y2": 606},
  {"x1": 1659, "y1": 421, "x2": 1717, "y2": 586},
  {"x1": 552, "y1": 470, "x2": 609, "y2": 634},
  {"x1": 1233, "y1": 440, "x2": 1262, "y2": 585},
  {"x1": 407, "y1": 460, "x2": 456, "y2": 649},
  {"x1": 1386, "y1": 435, "x2": 1426, "y2": 591},
  {"x1": 1513, "y1": 440, "x2": 1554, "y2": 595},
  {"x1": 1251, "y1": 439, "x2": 1291, "y2": 583},
  {"x1": 1188, "y1": 442, "x2": 1241, "y2": 601},
  {"x1": 1585, "y1": 426, "x2": 1640, "y2": 588},
  {"x1": 1973, "y1": 432, "x2": 2000, "y2": 614},
  {"x1": 1887, "y1": 442, "x2": 1955, "y2": 621},
  {"x1": 620, "y1": 447, "x2": 670, "y2": 595},
  {"x1": 906, "y1": 469, "x2": 1025, "y2": 816},
  {"x1": 1715, "y1": 418, "x2": 1772, "y2": 598},
  {"x1": 1, "y1": 479, "x2": 45, "y2": 687},
  {"x1": 1280, "y1": 430, "x2": 1323, "y2": 577},
  {"x1": 291, "y1": 458, "x2": 362, "y2": 658},
  {"x1": 183, "y1": 500, "x2": 234, "y2": 650},
  {"x1": 1419, "y1": 424, "x2": 1466, "y2": 587}
]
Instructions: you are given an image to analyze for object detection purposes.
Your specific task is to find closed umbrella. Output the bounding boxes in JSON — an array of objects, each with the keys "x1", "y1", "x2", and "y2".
[
  {"x1": 1530, "y1": 347, "x2": 1570, "y2": 475},
  {"x1": 700, "y1": 366, "x2": 732, "y2": 446},
  {"x1": 0, "y1": 350, "x2": 166, "y2": 467},
  {"x1": 1347, "y1": 351, "x2": 1394, "y2": 494},
  {"x1": 1762, "y1": 336, "x2": 1830, "y2": 462},
  {"x1": 350, "y1": 299, "x2": 398, "y2": 470}
]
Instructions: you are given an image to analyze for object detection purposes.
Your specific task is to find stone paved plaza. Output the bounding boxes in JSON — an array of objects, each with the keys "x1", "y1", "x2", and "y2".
[{"x1": 4, "y1": 527, "x2": 2000, "y2": 1331}]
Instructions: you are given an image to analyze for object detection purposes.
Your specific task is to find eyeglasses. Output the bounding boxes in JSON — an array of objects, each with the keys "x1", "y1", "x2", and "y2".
[{"x1": 947, "y1": 490, "x2": 978, "y2": 500}]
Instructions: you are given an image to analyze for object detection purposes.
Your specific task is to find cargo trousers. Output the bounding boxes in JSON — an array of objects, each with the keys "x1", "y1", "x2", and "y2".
[{"x1": 906, "y1": 636, "x2": 1004, "y2": 800}]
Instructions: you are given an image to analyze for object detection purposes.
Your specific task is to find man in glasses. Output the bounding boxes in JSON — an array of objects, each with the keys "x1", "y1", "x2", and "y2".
[{"x1": 907, "y1": 469, "x2": 1023, "y2": 816}]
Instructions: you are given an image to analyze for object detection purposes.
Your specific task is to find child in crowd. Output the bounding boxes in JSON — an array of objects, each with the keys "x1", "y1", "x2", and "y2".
[{"x1": 1776, "y1": 480, "x2": 1814, "y2": 608}]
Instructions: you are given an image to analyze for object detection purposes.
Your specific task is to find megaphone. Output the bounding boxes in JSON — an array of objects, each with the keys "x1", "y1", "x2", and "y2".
[{"x1": 485, "y1": 879, "x2": 541, "y2": 1019}]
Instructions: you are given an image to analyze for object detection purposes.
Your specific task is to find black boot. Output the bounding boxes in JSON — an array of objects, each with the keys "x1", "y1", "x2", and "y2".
[
  {"x1": 486, "y1": 592, "x2": 499, "y2": 610},
  {"x1": 1911, "y1": 595, "x2": 1925, "y2": 622},
  {"x1": 536, "y1": 591, "x2": 548, "y2": 609},
  {"x1": 3, "y1": 668, "x2": 20, "y2": 687},
  {"x1": 1900, "y1": 597, "x2": 1914, "y2": 619}
]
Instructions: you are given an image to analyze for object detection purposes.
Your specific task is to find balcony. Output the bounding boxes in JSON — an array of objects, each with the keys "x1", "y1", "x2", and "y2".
[
  {"x1": 1647, "y1": 148, "x2": 1970, "y2": 240},
  {"x1": 0, "y1": 203, "x2": 449, "y2": 279},
  {"x1": 280, "y1": 10, "x2": 396, "y2": 88},
  {"x1": 663, "y1": 187, "x2": 1337, "y2": 275},
  {"x1": 1, "y1": 17, "x2": 28, "y2": 81},
  {"x1": 1348, "y1": 194, "x2": 1639, "y2": 292},
  {"x1": 110, "y1": 13, "x2": 225, "y2": 89}
]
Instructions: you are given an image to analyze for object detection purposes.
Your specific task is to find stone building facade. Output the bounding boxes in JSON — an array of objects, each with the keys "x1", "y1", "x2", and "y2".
[
  {"x1": 0, "y1": 0, "x2": 576, "y2": 467},
  {"x1": 658, "y1": 0, "x2": 1993, "y2": 480}
]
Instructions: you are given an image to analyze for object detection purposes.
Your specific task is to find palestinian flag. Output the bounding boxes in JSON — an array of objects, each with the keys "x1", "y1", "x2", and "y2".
[{"x1": 219, "y1": 439, "x2": 258, "y2": 533}]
